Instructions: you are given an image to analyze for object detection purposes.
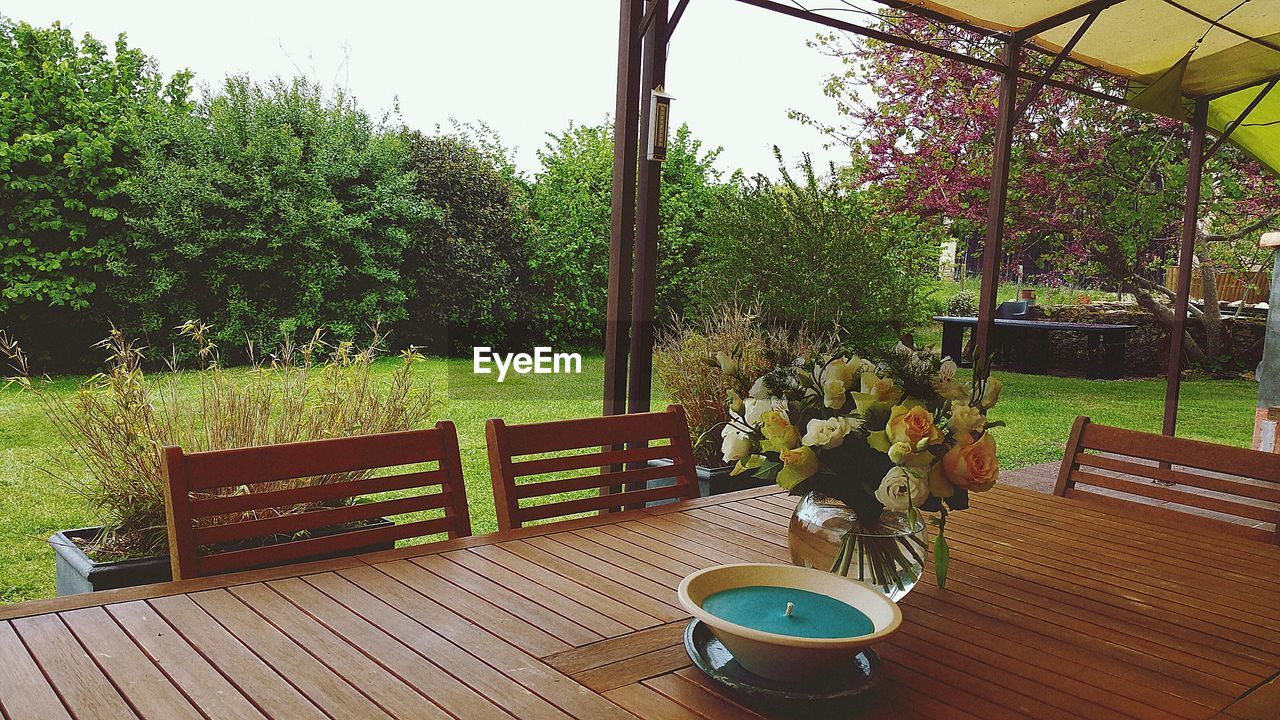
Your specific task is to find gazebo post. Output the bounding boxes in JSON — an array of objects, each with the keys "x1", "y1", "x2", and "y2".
[
  {"x1": 628, "y1": 0, "x2": 668, "y2": 414},
  {"x1": 1162, "y1": 97, "x2": 1209, "y2": 436},
  {"x1": 975, "y1": 39, "x2": 1021, "y2": 366},
  {"x1": 603, "y1": 0, "x2": 646, "y2": 418}
]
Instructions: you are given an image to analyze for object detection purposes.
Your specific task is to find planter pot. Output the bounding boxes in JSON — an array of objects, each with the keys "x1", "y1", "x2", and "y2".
[
  {"x1": 1020, "y1": 288, "x2": 1037, "y2": 302},
  {"x1": 645, "y1": 458, "x2": 775, "y2": 507},
  {"x1": 50, "y1": 517, "x2": 396, "y2": 597}
]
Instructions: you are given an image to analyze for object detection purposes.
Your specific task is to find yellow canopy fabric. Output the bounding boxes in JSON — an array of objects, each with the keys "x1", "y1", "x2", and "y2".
[{"x1": 907, "y1": 0, "x2": 1280, "y2": 172}]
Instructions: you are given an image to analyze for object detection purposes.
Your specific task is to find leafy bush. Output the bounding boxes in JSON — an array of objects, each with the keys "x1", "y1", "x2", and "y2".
[
  {"x1": 654, "y1": 305, "x2": 828, "y2": 466},
  {"x1": 399, "y1": 130, "x2": 530, "y2": 352},
  {"x1": 946, "y1": 290, "x2": 978, "y2": 317},
  {"x1": 0, "y1": 19, "x2": 191, "y2": 365},
  {"x1": 115, "y1": 76, "x2": 430, "y2": 354},
  {"x1": 1, "y1": 324, "x2": 432, "y2": 559},
  {"x1": 695, "y1": 152, "x2": 939, "y2": 347},
  {"x1": 527, "y1": 121, "x2": 723, "y2": 345}
]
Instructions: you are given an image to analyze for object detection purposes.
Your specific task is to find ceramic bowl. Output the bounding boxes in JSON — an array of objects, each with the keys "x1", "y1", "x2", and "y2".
[{"x1": 677, "y1": 563, "x2": 902, "y2": 683}]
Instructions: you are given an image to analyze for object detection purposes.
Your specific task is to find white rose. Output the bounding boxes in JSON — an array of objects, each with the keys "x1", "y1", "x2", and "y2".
[
  {"x1": 949, "y1": 403, "x2": 986, "y2": 436},
  {"x1": 743, "y1": 397, "x2": 770, "y2": 426},
  {"x1": 823, "y1": 378, "x2": 848, "y2": 409},
  {"x1": 720, "y1": 427, "x2": 752, "y2": 463},
  {"x1": 874, "y1": 466, "x2": 929, "y2": 511},
  {"x1": 802, "y1": 416, "x2": 854, "y2": 450},
  {"x1": 818, "y1": 358, "x2": 851, "y2": 389}
]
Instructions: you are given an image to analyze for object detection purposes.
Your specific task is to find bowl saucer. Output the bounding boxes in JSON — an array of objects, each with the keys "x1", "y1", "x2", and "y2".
[{"x1": 684, "y1": 619, "x2": 881, "y2": 707}]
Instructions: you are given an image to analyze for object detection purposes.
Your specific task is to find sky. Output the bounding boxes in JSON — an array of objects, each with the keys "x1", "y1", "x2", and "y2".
[{"x1": 9, "y1": 0, "x2": 858, "y2": 177}]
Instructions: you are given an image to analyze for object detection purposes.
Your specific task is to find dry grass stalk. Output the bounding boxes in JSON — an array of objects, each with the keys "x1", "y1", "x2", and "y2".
[
  {"x1": 654, "y1": 305, "x2": 829, "y2": 465},
  {"x1": 1, "y1": 322, "x2": 432, "y2": 560}
]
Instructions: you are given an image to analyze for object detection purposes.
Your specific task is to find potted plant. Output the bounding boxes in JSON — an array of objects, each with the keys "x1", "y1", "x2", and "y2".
[
  {"x1": 3, "y1": 323, "x2": 433, "y2": 595},
  {"x1": 651, "y1": 306, "x2": 825, "y2": 497}
]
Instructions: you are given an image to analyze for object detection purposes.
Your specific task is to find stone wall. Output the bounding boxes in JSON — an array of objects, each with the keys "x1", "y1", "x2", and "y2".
[{"x1": 1007, "y1": 302, "x2": 1266, "y2": 376}]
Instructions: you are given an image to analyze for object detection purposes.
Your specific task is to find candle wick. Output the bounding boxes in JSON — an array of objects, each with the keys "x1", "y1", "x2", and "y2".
[{"x1": 785, "y1": 601, "x2": 795, "y2": 617}]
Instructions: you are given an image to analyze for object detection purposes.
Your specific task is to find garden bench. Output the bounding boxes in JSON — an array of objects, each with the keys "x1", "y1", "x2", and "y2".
[{"x1": 934, "y1": 315, "x2": 1136, "y2": 379}]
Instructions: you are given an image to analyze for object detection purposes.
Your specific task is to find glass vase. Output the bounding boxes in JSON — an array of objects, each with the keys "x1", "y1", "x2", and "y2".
[{"x1": 787, "y1": 491, "x2": 928, "y2": 601}]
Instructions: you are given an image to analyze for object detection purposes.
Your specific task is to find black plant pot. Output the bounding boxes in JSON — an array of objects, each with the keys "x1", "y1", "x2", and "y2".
[
  {"x1": 645, "y1": 458, "x2": 775, "y2": 507},
  {"x1": 49, "y1": 518, "x2": 397, "y2": 596}
]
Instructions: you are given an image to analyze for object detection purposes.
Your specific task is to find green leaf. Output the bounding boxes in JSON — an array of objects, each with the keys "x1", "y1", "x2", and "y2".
[{"x1": 933, "y1": 530, "x2": 951, "y2": 589}]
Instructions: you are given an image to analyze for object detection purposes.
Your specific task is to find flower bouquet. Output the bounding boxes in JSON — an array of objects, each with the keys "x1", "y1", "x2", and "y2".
[{"x1": 717, "y1": 344, "x2": 1003, "y2": 593}]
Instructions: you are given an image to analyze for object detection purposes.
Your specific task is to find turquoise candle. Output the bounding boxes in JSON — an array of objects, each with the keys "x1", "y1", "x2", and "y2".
[{"x1": 701, "y1": 585, "x2": 874, "y2": 639}]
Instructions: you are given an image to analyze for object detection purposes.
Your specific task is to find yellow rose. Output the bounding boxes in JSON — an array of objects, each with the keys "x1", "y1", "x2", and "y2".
[
  {"x1": 852, "y1": 372, "x2": 903, "y2": 413},
  {"x1": 941, "y1": 432, "x2": 1000, "y2": 491},
  {"x1": 886, "y1": 403, "x2": 942, "y2": 448},
  {"x1": 761, "y1": 410, "x2": 800, "y2": 451},
  {"x1": 777, "y1": 446, "x2": 819, "y2": 489}
]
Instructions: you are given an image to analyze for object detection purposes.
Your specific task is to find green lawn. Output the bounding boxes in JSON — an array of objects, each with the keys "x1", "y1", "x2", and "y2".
[{"x1": 0, "y1": 355, "x2": 1259, "y2": 604}]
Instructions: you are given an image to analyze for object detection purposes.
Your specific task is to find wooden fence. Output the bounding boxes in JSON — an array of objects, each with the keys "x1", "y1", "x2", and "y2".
[{"x1": 1162, "y1": 268, "x2": 1272, "y2": 304}]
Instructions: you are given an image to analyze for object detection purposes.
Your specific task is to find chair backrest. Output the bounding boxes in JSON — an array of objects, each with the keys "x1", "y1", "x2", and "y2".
[
  {"x1": 996, "y1": 300, "x2": 1028, "y2": 319},
  {"x1": 1055, "y1": 416, "x2": 1280, "y2": 544},
  {"x1": 485, "y1": 404, "x2": 700, "y2": 530},
  {"x1": 162, "y1": 422, "x2": 471, "y2": 580}
]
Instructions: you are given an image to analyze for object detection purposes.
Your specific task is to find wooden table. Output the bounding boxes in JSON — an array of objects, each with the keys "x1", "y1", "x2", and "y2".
[
  {"x1": 934, "y1": 316, "x2": 1137, "y2": 379},
  {"x1": 2, "y1": 485, "x2": 1277, "y2": 719}
]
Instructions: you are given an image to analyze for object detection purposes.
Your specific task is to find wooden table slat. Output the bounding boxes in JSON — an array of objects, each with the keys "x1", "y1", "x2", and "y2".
[
  {"x1": 0, "y1": 621, "x2": 73, "y2": 720},
  {"x1": 2, "y1": 484, "x2": 1277, "y2": 719}
]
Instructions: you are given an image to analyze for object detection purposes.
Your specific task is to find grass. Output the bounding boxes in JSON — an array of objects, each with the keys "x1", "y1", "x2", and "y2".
[{"x1": 0, "y1": 354, "x2": 1259, "y2": 604}]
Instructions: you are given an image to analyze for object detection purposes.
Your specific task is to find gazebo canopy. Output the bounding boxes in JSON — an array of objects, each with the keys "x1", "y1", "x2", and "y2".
[
  {"x1": 604, "y1": 0, "x2": 1280, "y2": 440},
  {"x1": 911, "y1": 0, "x2": 1280, "y2": 172}
]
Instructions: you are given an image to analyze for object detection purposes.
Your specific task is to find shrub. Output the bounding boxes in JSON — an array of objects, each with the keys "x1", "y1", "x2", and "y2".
[
  {"x1": 0, "y1": 19, "x2": 191, "y2": 366},
  {"x1": 527, "y1": 120, "x2": 723, "y2": 346},
  {"x1": 115, "y1": 76, "x2": 430, "y2": 354},
  {"x1": 399, "y1": 130, "x2": 530, "y2": 352},
  {"x1": 946, "y1": 290, "x2": 978, "y2": 317},
  {"x1": 1, "y1": 324, "x2": 432, "y2": 559},
  {"x1": 654, "y1": 305, "x2": 828, "y2": 466},
  {"x1": 695, "y1": 152, "x2": 939, "y2": 347}
]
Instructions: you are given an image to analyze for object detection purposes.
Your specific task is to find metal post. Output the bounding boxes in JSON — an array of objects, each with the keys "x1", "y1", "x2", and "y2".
[
  {"x1": 975, "y1": 39, "x2": 1021, "y2": 367},
  {"x1": 603, "y1": 0, "x2": 645, "y2": 418},
  {"x1": 628, "y1": 0, "x2": 667, "y2": 414},
  {"x1": 1254, "y1": 234, "x2": 1280, "y2": 452},
  {"x1": 1162, "y1": 98, "x2": 1209, "y2": 436}
]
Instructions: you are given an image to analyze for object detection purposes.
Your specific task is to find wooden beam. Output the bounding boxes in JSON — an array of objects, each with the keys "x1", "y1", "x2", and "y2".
[
  {"x1": 1011, "y1": 7, "x2": 1102, "y2": 123},
  {"x1": 975, "y1": 39, "x2": 1021, "y2": 370},
  {"x1": 729, "y1": 0, "x2": 1127, "y2": 106},
  {"x1": 629, "y1": 0, "x2": 668, "y2": 416},
  {"x1": 1012, "y1": 0, "x2": 1126, "y2": 41},
  {"x1": 1162, "y1": 97, "x2": 1208, "y2": 437},
  {"x1": 604, "y1": 0, "x2": 646, "y2": 418},
  {"x1": 667, "y1": 0, "x2": 692, "y2": 39},
  {"x1": 1202, "y1": 78, "x2": 1278, "y2": 162}
]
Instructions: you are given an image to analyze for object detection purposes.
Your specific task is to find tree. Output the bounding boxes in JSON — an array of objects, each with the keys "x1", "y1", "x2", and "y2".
[
  {"x1": 399, "y1": 129, "x2": 530, "y2": 352},
  {"x1": 117, "y1": 76, "x2": 429, "y2": 352},
  {"x1": 801, "y1": 16, "x2": 1280, "y2": 368},
  {"x1": 0, "y1": 18, "x2": 189, "y2": 363},
  {"x1": 526, "y1": 120, "x2": 723, "y2": 346}
]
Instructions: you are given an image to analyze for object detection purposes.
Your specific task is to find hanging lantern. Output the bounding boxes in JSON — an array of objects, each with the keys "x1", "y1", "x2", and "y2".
[{"x1": 647, "y1": 86, "x2": 674, "y2": 163}]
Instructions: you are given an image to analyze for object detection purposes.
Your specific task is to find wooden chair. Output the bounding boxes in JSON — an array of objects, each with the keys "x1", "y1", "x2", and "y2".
[
  {"x1": 162, "y1": 422, "x2": 471, "y2": 580},
  {"x1": 485, "y1": 404, "x2": 699, "y2": 530},
  {"x1": 1055, "y1": 416, "x2": 1280, "y2": 544}
]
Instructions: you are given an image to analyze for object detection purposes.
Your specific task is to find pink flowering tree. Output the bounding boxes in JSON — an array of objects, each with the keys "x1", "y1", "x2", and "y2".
[{"x1": 796, "y1": 14, "x2": 1279, "y2": 367}]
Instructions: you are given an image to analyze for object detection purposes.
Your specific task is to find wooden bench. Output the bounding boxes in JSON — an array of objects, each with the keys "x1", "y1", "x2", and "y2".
[
  {"x1": 1055, "y1": 416, "x2": 1280, "y2": 544},
  {"x1": 935, "y1": 316, "x2": 1136, "y2": 379}
]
